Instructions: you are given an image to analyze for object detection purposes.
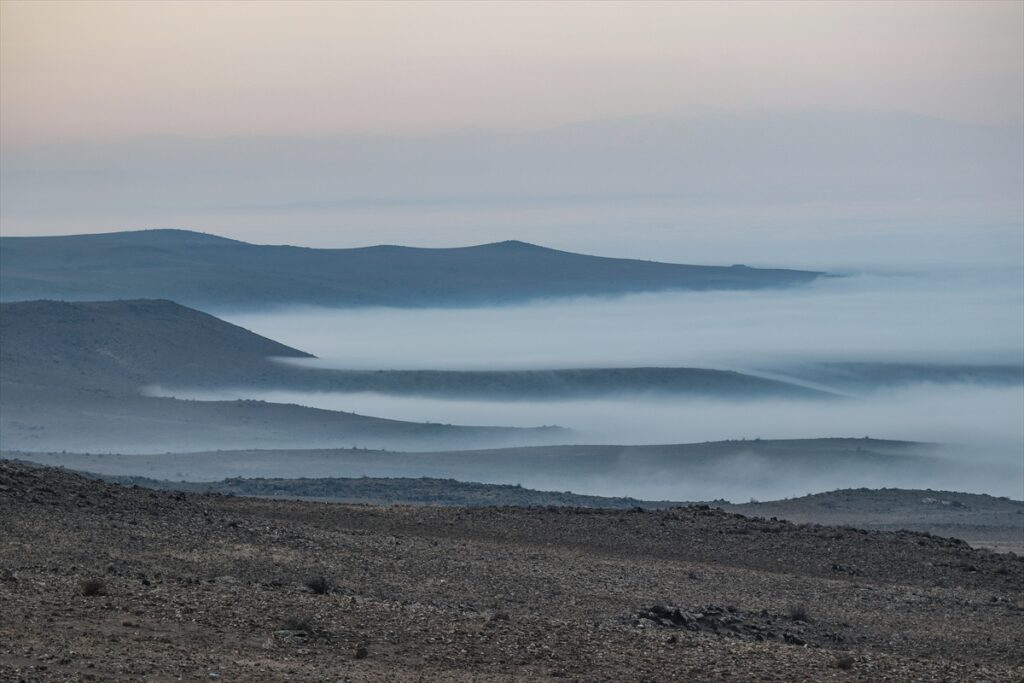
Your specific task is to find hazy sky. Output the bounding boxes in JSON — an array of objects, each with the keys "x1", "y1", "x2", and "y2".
[
  {"x1": 1, "y1": 0, "x2": 1021, "y2": 256},
  {"x1": 2, "y1": 0, "x2": 1022, "y2": 145}
]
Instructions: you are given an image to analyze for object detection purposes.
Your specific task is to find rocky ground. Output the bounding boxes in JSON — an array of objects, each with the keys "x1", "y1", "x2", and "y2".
[
  {"x1": 2, "y1": 460, "x2": 1022, "y2": 682},
  {"x1": 76, "y1": 470, "x2": 680, "y2": 510},
  {"x1": 64, "y1": 466, "x2": 1024, "y2": 550},
  {"x1": 723, "y1": 488, "x2": 1024, "y2": 553}
]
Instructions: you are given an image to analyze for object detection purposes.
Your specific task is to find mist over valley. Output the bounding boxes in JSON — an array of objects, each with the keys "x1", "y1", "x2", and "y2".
[
  {"x1": 3, "y1": 4, "x2": 1024, "y2": 679},
  {"x1": 2, "y1": 264, "x2": 1020, "y2": 500}
]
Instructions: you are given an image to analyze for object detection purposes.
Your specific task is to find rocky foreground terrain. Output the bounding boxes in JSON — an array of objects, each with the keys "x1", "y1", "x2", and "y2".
[
  {"x1": 724, "y1": 489, "x2": 1024, "y2": 554},
  {"x1": 57, "y1": 466, "x2": 1024, "y2": 551},
  {"x1": 2, "y1": 460, "x2": 1022, "y2": 682}
]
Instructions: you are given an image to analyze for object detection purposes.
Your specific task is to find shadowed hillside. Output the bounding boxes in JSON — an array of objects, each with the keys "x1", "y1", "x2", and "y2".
[
  {"x1": 0, "y1": 300, "x2": 564, "y2": 452},
  {"x1": 0, "y1": 299, "x2": 310, "y2": 392},
  {"x1": 0, "y1": 229, "x2": 824, "y2": 309},
  {"x1": 0, "y1": 299, "x2": 827, "y2": 399},
  {"x1": 0, "y1": 299, "x2": 839, "y2": 453}
]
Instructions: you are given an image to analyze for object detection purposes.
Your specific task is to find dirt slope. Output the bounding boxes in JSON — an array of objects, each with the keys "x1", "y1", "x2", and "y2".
[{"x1": 1, "y1": 461, "x2": 1021, "y2": 682}]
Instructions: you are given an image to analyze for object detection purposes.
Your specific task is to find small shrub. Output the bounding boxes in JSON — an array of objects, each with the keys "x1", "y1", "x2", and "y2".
[
  {"x1": 80, "y1": 578, "x2": 106, "y2": 597},
  {"x1": 305, "y1": 575, "x2": 331, "y2": 595},
  {"x1": 281, "y1": 615, "x2": 314, "y2": 632},
  {"x1": 787, "y1": 603, "x2": 810, "y2": 622}
]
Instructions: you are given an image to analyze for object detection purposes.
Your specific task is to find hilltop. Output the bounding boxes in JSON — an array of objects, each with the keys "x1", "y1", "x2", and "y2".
[
  {"x1": 723, "y1": 488, "x2": 1024, "y2": 552},
  {"x1": 0, "y1": 229, "x2": 824, "y2": 309}
]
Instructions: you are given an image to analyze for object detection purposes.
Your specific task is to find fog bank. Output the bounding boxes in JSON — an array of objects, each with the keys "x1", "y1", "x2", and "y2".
[
  {"x1": 226, "y1": 270, "x2": 1023, "y2": 371},
  {"x1": 158, "y1": 384, "x2": 1022, "y2": 456}
]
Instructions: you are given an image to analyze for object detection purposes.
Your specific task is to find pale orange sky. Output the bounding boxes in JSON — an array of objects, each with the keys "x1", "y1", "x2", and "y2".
[{"x1": 1, "y1": 0, "x2": 1021, "y2": 145}]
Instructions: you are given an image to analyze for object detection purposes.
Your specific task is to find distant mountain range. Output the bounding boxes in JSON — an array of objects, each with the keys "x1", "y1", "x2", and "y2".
[
  {"x1": 0, "y1": 229, "x2": 824, "y2": 309},
  {"x1": 4, "y1": 111, "x2": 1019, "y2": 240}
]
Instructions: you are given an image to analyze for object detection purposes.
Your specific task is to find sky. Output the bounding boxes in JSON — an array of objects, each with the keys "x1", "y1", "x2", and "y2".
[
  {"x1": 1, "y1": 0, "x2": 1022, "y2": 258},
  {"x1": 2, "y1": 0, "x2": 1022, "y2": 144}
]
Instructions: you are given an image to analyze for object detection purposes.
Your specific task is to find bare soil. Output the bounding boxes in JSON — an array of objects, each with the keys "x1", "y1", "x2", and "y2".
[{"x1": 2, "y1": 461, "x2": 1022, "y2": 682}]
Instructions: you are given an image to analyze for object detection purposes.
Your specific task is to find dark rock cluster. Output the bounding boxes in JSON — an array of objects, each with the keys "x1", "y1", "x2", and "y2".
[{"x1": 633, "y1": 604, "x2": 843, "y2": 647}]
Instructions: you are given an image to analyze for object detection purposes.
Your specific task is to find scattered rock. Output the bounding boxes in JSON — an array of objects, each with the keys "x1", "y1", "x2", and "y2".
[{"x1": 631, "y1": 605, "x2": 841, "y2": 648}]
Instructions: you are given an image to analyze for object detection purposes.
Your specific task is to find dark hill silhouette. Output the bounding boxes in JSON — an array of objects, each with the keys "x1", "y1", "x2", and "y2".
[
  {"x1": 0, "y1": 299, "x2": 310, "y2": 392},
  {"x1": 0, "y1": 298, "x2": 828, "y2": 452},
  {"x1": 0, "y1": 299, "x2": 826, "y2": 400},
  {"x1": 0, "y1": 300, "x2": 563, "y2": 452},
  {"x1": 0, "y1": 229, "x2": 824, "y2": 309}
]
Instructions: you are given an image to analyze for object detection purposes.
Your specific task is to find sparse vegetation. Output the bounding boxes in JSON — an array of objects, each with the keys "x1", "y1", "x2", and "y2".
[
  {"x1": 305, "y1": 575, "x2": 331, "y2": 594},
  {"x1": 787, "y1": 603, "x2": 810, "y2": 622},
  {"x1": 281, "y1": 615, "x2": 314, "y2": 633},
  {"x1": 79, "y1": 578, "x2": 106, "y2": 597},
  {"x1": 3, "y1": 460, "x2": 1022, "y2": 680},
  {"x1": 834, "y1": 655, "x2": 855, "y2": 670}
]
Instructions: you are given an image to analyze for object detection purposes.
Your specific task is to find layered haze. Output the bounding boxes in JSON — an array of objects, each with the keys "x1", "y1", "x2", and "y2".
[
  {"x1": 137, "y1": 267, "x2": 1024, "y2": 500},
  {"x1": 2, "y1": 1, "x2": 1021, "y2": 503},
  {"x1": 221, "y1": 269, "x2": 1023, "y2": 370},
  {"x1": 3, "y1": 113, "x2": 1020, "y2": 270}
]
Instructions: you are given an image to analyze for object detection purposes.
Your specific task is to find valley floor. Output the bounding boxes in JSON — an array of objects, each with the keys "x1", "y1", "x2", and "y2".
[{"x1": 1, "y1": 461, "x2": 1022, "y2": 682}]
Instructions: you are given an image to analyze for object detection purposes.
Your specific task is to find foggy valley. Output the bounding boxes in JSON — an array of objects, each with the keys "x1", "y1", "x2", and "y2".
[
  {"x1": 3, "y1": 260, "x2": 1020, "y2": 501},
  {"x1": 2, "y1": 2, "x2": 1022, "y2": 680},
  {"x1": 138, "y1": 270, "x2": 1023, "y2": 500}
]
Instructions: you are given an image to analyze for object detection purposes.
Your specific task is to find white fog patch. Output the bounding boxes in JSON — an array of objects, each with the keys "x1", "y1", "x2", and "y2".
[
  {"x1": 152, "y1": 384, "x2": 1023, "y2": 461},
  {"x1": 184, "y1": 266, "x2": 1024, "y2": 499},
  {"x1": 224, "y1": 269, "x2": 1023, "y2": 370},
  {"x1": 141, "y1": 383, "x2": 1024, "y2": 500}
]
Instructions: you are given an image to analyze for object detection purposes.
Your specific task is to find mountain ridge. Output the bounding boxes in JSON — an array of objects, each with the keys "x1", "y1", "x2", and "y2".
[{"x1": 0, "y1": 229, "x2": 825, "y2": 310}]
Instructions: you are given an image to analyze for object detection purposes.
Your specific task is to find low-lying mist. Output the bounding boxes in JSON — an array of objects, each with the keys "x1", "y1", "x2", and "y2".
[
  {"x1": 144, "y1": 266, "x2": 1024, "y2": 501},
  {"x1": 151, "y1": 384, "x2": 1024, "y2": 500},
  {"x1": 158, "y1": 384, "x2": 1022, "y2": 455},
  {"x1": 224, "y1": 269, "x2": 1023, "y2": 371}
]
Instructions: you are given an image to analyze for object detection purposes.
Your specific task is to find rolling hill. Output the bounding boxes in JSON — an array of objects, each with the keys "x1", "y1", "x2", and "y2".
[
  {"x1": 22, "y1": 462, "x2": 1022, "y2": 549},
  {"x1": 0, "y1": 229, "x2": 824, "y2": 309},
  {"x1": 5, "y1": 438, "x2": 953, "y2": 504},
  {"x1": 0, "y1": 300, "x2": 564, "y2": 452},
  {"x1": 0, "y1": 299, "x2": 827, "y2": 400},
  {"x1": 0, "y1": 298, "x2": 835, "y2": 452}
]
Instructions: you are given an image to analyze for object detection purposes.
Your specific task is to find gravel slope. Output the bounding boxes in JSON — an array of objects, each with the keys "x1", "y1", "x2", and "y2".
[{"x1": 2, "y1": 461, "x2": 1022, "y2": 682}]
